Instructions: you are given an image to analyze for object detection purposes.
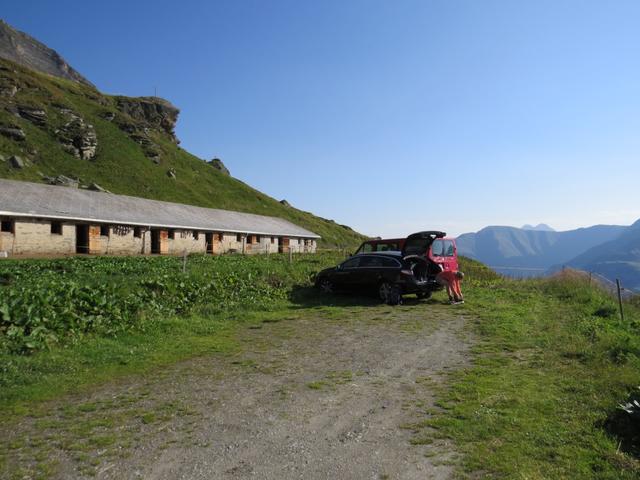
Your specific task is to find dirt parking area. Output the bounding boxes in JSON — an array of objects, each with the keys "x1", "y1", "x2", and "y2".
[{"x1": 2, "y1": 302, "x2": 473, "y2": 479}]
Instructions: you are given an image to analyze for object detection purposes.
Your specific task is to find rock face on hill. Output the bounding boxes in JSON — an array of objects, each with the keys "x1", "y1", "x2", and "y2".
[
  {"x1": 115, "y1": 96, "x2": 179, "y2": 143},
  {"x1": 0, "y1": 19, "x2": 94, "y2": 87},
  {"x1": 207, "y1": 157, "x2": 230, "y2": 175}
]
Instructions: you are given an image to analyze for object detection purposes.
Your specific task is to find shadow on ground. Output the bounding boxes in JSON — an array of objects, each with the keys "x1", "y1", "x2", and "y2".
[
  {"x1": 288, "y1": 284, "x2": 445, "y2": 309},
  {"x1": 604, "y1": 410, "x2": 640, "y2": 459}
]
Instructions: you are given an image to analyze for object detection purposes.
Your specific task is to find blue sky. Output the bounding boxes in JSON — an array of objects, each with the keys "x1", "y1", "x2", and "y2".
[{"x1": 5, "y1": 1, "x2": 640, "y2": 236}]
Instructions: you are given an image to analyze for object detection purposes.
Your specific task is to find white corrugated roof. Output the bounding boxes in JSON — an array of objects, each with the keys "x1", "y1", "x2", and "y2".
[{"x1": 0, "y1": 179, "x2": 320, "y2": 238}]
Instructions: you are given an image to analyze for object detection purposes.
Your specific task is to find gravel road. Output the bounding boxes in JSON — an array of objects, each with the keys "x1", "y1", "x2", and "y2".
[{"x1": 2, "y1": 303, "x2": 472, "y2": 480}]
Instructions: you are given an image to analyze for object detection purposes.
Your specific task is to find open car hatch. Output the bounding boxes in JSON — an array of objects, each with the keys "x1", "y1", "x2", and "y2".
[{"x1": 401, "y1": 231, "x2": 446, "y2": 257}]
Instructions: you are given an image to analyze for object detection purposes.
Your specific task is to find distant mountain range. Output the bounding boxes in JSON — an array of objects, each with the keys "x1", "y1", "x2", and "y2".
[
  {"x1": 456, "y1": 224, "x2": 632, "y2": 282},
  {"x1": 563, "y1": 219, "x2": 640, "y2": 291}
]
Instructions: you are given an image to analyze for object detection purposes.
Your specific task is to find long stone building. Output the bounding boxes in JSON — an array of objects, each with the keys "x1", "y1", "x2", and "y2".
[{"x1": 0, "y1": 179, "x2": 319, "y2": 257}]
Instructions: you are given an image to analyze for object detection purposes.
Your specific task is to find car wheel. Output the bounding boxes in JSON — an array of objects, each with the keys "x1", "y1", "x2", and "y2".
[
  {"x1": 379, "y1": 282, "x2": 402, "y2": 305},
  {"x1": 318, "y1": 278, "x2": 334, "y2": 293},
  {"x1": 417, "y1": 291, "x2": 432, "y2": 300}
]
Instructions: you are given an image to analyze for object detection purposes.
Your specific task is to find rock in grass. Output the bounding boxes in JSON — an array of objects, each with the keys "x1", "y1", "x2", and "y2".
[
  {"x1": 44, "y1": 174, "x2": 79, "y2": 188},
  {"x1": 208, "y1": 157, "x2": 230, "y2": 176},
  {"x1": 18, "y1": 105, "x2": 47, "y2": 126},
  {"x1": 0, "y1": 125, "x2": 25, "y2": 141},
  {"x1": 87, "y1": 182, "x2": 110, "y2": 193},
  {"x1": 8, "y1": 155, "x2": 24, "y2": 168}
]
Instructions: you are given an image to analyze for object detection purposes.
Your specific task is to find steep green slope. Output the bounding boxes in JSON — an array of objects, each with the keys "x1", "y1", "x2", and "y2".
[{"x1": 0, "y1": 58, "x2": 365, "y2": 248}]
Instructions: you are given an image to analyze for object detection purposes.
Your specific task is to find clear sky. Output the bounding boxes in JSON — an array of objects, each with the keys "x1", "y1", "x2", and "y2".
[{"x1": 5, "y1": 1, "x2": 640, "y2": 237}]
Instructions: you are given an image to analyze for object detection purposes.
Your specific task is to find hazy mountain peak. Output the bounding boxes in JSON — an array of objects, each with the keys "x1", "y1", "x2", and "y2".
[
  {"x1": 0, "y1": 19, "x2": 94, "y2": 87},
  {"x1": 522, "y1": 223, "x2": 555, "y2": 232}
]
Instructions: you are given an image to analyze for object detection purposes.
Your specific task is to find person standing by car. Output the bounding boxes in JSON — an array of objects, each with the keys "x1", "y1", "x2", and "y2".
[{"x1": 436, "y1": 270, "x2": 465, "y2": 304}]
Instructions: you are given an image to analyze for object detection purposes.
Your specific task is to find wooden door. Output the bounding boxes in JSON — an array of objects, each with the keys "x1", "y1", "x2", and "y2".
[
  {"x1": 88, "y1": 225, "x2": 101, "y2": 254},
  {"x1": 159, "y1": 230, "x2": 169, "y2": 255}
]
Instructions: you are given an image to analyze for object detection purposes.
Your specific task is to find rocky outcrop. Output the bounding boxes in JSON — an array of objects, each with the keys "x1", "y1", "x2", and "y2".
[
  {"x1": 43, "y1": 174, "x2": 79, "y2": 188},
  {"x1": 86, "y1": 182, "x2": 110, "y2": 193},
  {"x1": 207, "y1": 157, "x2": 230, "y2": 176},
  {"x1": 100, "y1": 111, "x2": 116, "y2": 122},
  {"x1": 0, "y1": 20, "x2": 94, "y2": 87},
  {"x1": 0, "y1": 123, "x2": 25, "y2": 141},
  {"x1": 115, "y1": 96, "x2": 179, "y2": 142},
  {"x1": 167, "y1": 168, "x2": 176, "y2": 179},
  {"x1": 17, "y1": 105, "x2": 46, "y2": 126},
  {"x1": 55, "y1": 109, "x2": 97, "y2": 160},
  {"x1": 8, "y1": 155, "x2": 24, "y2": 169},
  {"x1": 0, "y1": 75, "x2": 17, "y2": 97}
]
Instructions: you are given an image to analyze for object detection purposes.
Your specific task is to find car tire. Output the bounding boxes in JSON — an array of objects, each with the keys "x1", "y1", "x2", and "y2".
[
  {"x1": 417, "y1": 291, "x2": 432, "y2": 300},
  {"x1": 318, "y1": 278, "x2": 334, "y2": 293},
  {"x1": 379, "y1": 282, "x2": 402, "y2": 305}
]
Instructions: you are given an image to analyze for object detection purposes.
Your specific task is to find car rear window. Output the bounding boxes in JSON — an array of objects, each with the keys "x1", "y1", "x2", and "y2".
[
  {"x1": 431, "y1": 239, "x2": 444, "y2": 256},
  {"x1": 444, "y1": 240, "x2": 455, "y2": 257}
]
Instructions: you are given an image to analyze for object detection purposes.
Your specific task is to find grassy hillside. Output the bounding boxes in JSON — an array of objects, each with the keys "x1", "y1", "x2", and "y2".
[{"x1": 0, "y1": 58, "x2": 365, "y2": 248}]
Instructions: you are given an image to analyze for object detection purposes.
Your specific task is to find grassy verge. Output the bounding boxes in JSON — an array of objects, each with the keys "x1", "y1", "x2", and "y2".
[{"x1": 421, "y1": 258, "x2": 640, "y2": 479}]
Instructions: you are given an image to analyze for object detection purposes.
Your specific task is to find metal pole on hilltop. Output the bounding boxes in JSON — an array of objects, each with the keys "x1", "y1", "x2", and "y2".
[{"x1": 616, "y1": 279, "x2": 625, "y2": 323}]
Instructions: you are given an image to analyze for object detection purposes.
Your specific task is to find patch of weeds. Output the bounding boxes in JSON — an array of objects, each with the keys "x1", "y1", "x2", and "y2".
[
  {"x1": 88, "y1": 435, "x2": 116, "y2": 448},
  {"x1": 140, "y1": 412, "x2": 157, "y2": 424},
  {"x1": 77, "y1": 402, "x2": 99, "y2": 413},
  {"x1": 307, "y1": 380, "x2": 328, "y2": 390}
]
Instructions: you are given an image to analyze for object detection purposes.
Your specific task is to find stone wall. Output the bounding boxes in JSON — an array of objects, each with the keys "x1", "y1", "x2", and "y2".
[
  {"x1": 2, "y1": 219, "x2": 75, "y2": 255},
  {"x1": 0, "y1": 218, "x2": 317, "y2": 257},
  {"x1": 92, "y1": 225, "x2": 151, "y2": 255},
  {"x1": 167, "y1": 229, "x2": 206, "y2": 255},
  {"x1": 220, "y1": 233, "x2": 245, "y2": 253}
]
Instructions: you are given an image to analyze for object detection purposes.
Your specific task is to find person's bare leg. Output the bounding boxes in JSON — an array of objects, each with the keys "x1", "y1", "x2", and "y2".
[
  {"x1": 446, "y1": 283, "x2": 454, "y2": 302},
  {"x1": 452, "y1": 281, "x2": 463, "y2": 302}
]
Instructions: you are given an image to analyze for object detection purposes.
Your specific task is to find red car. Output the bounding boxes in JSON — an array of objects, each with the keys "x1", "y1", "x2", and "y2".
[{"x1": 354, "y1": 232, "x2": 459, "y2": 272}]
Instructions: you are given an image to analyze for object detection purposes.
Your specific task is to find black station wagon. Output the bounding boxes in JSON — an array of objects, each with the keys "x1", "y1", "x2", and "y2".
[
  {"x1": 315, "y1": 231, "x2": 445, "y2": 305},
  {"x1": 315, "y1": 252, "x2": 441, "y2": 305}
]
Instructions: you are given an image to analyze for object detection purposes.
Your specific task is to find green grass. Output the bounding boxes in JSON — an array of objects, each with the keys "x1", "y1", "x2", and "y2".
[
  {"x1": 0, "y1": 57, "x2": 365, "y2": 248},
  {"x1": 421, "y1": 258, "x2": 640, "y2": 479}
]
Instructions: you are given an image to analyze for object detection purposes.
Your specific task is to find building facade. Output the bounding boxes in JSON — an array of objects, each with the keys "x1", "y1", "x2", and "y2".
[{"x1": 0, "y1": 179, "x2": 319, "y2": 257}]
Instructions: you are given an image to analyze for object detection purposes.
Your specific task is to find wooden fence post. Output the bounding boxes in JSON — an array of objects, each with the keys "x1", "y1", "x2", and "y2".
[{"x1": 616, "y1": 278, "x2": 625, "y2": 323}]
